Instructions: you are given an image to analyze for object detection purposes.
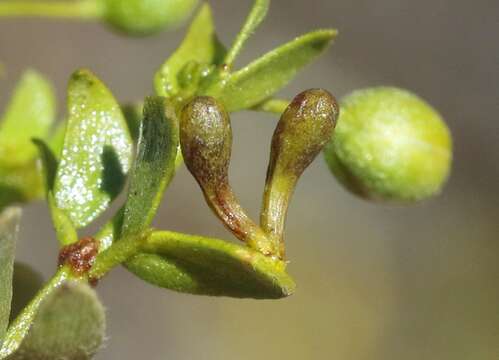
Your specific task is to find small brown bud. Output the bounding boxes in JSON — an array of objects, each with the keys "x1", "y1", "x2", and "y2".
[{"x1": 58, "y1": 237, "x2": 99, "y2": 276}]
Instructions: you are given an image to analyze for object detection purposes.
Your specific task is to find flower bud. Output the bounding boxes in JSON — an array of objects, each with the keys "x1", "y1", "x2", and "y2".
[
  {"x1": 324, "y1": 87, "x2": 452, "y2": 201},
  {"x1": 180, "y1": 96, "x2": 276, "y2": 257},
  {"x1": 261, "y1": 89, "x2": 339, "y2": 255},
  {"x1": 103, "y1": 0, "x2": 198, "y2": 35}
]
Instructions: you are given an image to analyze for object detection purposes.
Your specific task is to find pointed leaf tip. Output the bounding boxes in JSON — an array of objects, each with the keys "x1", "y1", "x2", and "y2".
[{"x1": 206, "y1": 29, "x2": 337, "y2": 112}]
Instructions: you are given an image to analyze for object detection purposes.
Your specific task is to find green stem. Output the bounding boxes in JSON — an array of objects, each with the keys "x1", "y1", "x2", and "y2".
[
  {"x1": 0, "y1": 0, "x2": 103, "y2": 19},
  {"x1": 252, "y1": 98, "x2": 289, "y2": 114},
  {"x1": 89, "y1": 233, "x2": 144, "y2": 280},
  {"x1": 223, "y1": 0, "x2": 269, "y2": 69},
  {"x1": 260, "y1": 175, "x2": 296, "y2": 258},
  {"x1": 0, "y1": 267, "x2": 70, "y2": 358}
]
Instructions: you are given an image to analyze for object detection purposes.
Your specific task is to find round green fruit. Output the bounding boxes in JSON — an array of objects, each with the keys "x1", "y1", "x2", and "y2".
[
  {"x1": 102, "y1": 0, "x2": 198, "y2": 35},
  {"x1": 324, "y1": 87, "x2": 452, "y2": 202}
]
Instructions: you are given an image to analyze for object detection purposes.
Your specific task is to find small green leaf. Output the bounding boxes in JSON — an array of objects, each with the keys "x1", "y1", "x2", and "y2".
[
  {"x1": 154, "y1": 3, "x2": 225, "y2": 96},
  {"x1": 9, "y1": 263, "x2": 44, "y2": 324},
  {"x1": 129, "y1": 230, "x2": 295, "y2": 299},
  {"x1": 0, "y1": 70, "x2": 55, "y2": 166},
  {"x1": 0, "y1": 268, "x2": 68, "y2": 358},
  {"x1": 0, "y1": 164, "x2": 43, "y2": 210},
  {"x1": 7, "y1": 280, "x2": 105, "y2": 360},
  {"x1": 223, "y1": 0, "x2": 269, "y2": 67},
  {"x1": 206, "y1": 29, "x2": 337, "y2": 112},
  {"x1": 0, "y1": 208, "x2": 21, "y2": 346},
  {"x1": 93, "y1": 221, "x2": 294, "y2": 298},
  {"x1": 32, "y1": 139, "x2": 57, "y2": 194},
  {"x1": 54, "y1": 69, "x2": 133, "y2": 228},
  {"x1": 121, "y1": 97, "x2": 178, "y2": 237}
]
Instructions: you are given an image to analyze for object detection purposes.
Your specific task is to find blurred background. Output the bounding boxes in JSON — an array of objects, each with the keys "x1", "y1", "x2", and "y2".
[{"x1": 1, "y1": 0, "x2": 498, "y2": 359}]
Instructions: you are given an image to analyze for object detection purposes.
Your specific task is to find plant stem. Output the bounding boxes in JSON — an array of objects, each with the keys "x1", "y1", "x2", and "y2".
[
  {"x1": 0, "y1": 267, "x2": 69, "y2": 358},
  {"x1": 252, "y1": 98, "x2": 289, "y2": 114},
  {"x1": 0, "y1": 0, "x2": 102, "y2": 20},
  {"x1": 223, "y1": 0, "x2": 269, "y2": 69},
  {"x1": 89, "y1": 233, "x2": 145, "y2": 280}
]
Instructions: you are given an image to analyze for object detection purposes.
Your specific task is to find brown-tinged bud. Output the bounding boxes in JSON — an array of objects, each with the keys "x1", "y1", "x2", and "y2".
[
  {"x1": 261, "y1": 89, "x2": 339, "y2": 256},
  {"x1": 180, "y1": 96, "x2": 277, "y2": 257}
]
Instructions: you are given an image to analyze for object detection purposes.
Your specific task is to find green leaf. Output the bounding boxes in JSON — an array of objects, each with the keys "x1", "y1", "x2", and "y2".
[
  {"x1": 7, "y1": 280, "x2": 105, "y2": 360},
  {"x1": 121, "y1": 97, "x2": 178, "y2": 238},
  {"x1": 128, "y1": 230, "x2": 295, "y2": 299},
  {"x1": 0, "y1": 208, "x2": 21, "y2": 346},
  {"x1": 154, "y1": 3, "x2": 225, "y2": 96},
  {"x1": 205, "y1": 29, "x2": 337, "y2": 112},
  {"x1": 0, "y1": 164, "x2": 43, "y2": 210},
  {"x1": 0, "y1": 70, "x2": 55, "y2": 166},
  {"x1": 53, "y1": 69, "x2": 133, "y2": 228},
  {"x1": 0, "y1": 269, "x2": 68, "y2": 358},
  {"x1": 9, "y1": 263, "x2": 44, "y2": 324},
  {"x1": 92, "y1": 222, "x2": 295, "y2": 298},
  {"x1": 223, "y1": 0, "x2": 269, "y2": 67}
]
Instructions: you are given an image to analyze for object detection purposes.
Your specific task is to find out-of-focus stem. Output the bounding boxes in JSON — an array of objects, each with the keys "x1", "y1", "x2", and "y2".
[
  {"x1": 0, "y1": 0, "x2": 102, "y2": 19},
  {"x1": 252, "y1": 98, "x2": 289, "y2": 115}
]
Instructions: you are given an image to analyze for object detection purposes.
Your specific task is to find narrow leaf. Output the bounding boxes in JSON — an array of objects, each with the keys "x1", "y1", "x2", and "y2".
[
  {"x1": 206, "y1": 29, "x2": 337, "y2": 112},
  {"x1": 94, "y1": 219, "x2": 294, "y2": 298},
  {"x1": 224, "y1": 0, "x2": 269, "y2": 67},
  {"x1": 54, "y1": 69, "x2": 133, "y2": 228},
  {"x1": 0, "y1": 208, "x2": 21, "y2": 346},
  {"x1": 7, "y1": 280, "x2": 105, "y2": 360},
  {"x1": 0, "y1": 70, "x2": 55, "y2": 166},
  {"x1": 154, "y1": 3, "x2": 225, "y2": 96},
  {"x1": 130, "y1": 230, "x2": 296, "y2": 299},
  {"x1": 121, "y1": 97, "x2": 178, "y2": 237}
]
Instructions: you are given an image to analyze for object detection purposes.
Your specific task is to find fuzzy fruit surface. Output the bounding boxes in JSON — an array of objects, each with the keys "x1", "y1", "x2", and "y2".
[
  {"x1": 324, "y1": 87, "x2": 452, "y2": 201},
  {"x1": 103, "y1": 0, "x2": 198, "y2": 35}
]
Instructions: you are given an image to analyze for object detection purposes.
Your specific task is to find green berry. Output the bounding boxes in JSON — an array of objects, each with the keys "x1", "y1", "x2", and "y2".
[
  {"x1": 102, "y1": 0, "x2": 198, "y2": 35},
  {"x1": 324, "y1": 87, "x2": 452, "y2": 202}
]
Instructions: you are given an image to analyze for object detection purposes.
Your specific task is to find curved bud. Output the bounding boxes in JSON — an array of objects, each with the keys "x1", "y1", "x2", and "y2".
[
  {"x1": 103, "y1": 0, "x2": 198, "y2": 36},
  {"x1": 323, "y1": 87, "x2": 452, "y2": 202},
  {"x1": 180, "y1": 97, "x2": 276, "y2": 257},
  {"x1": 261, "y1": 89, "x2": 339, "y2": 256}
]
